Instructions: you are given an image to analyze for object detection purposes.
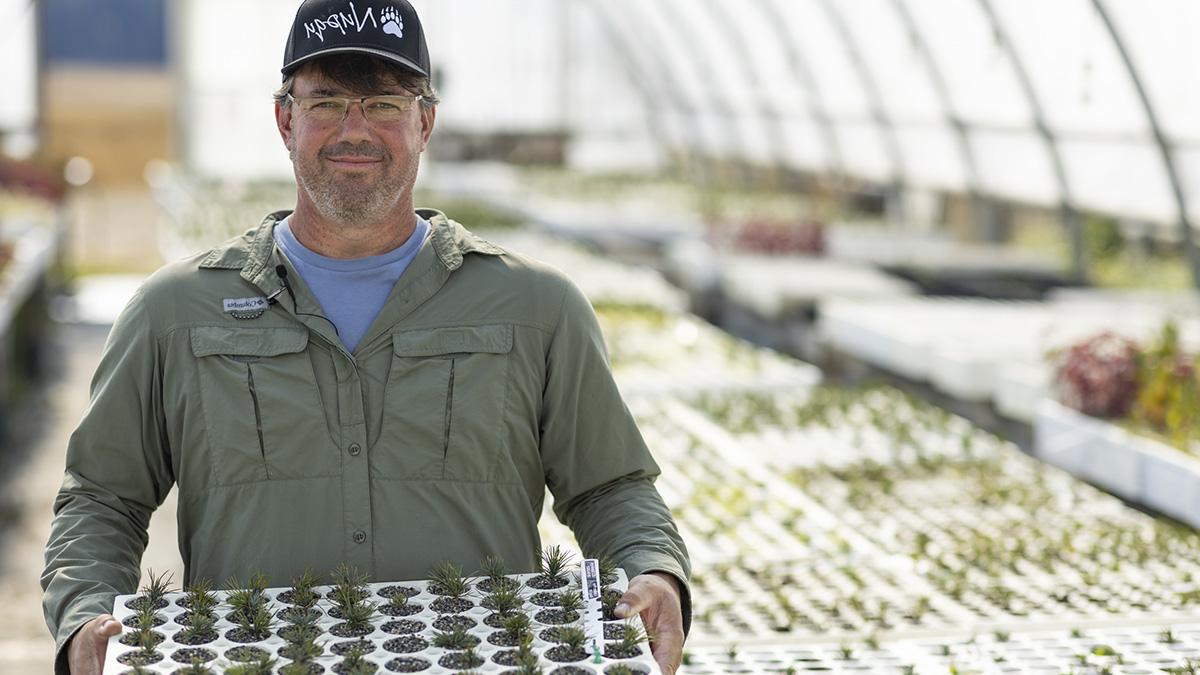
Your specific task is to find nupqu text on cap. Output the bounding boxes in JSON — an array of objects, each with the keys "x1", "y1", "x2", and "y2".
[{"x1": 281, "y1": 0, "x2": 431, "y2": 80}]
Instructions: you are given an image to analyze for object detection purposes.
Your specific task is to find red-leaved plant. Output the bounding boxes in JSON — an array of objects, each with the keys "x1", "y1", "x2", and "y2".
[{"x1": 1051, "y1": 332, "x2": 1140, "y2": 418}]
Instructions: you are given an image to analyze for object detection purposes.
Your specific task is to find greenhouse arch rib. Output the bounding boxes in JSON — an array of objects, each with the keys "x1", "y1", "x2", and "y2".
[
  {"x1": 757, "y1": 0, "x2": 846, "y2": 180},
  {"x1": 887, "y1": 0, "x2": 986, "y2": 236},
  {"x1": 589, "y1": 0, "x2": 708, "y2": 176},
  {"x1": 814, "y1": 0, "x2": 909, "y2": 219},
  {"x1": 656, "y1": 0, "x2": 755, "y2": 165},
  {"x1": 974, "y1": 0, "x2": 1088, "y2": 283},
  {"x1": 576, "y1": 0, "x2": 672, "y2": 162},
  {"x1": 701, "y1": 0, "x2": 790, "y2": 175},
  {"x1": 1090, "y1": 0, "x2": 1200, "y2": 288}
]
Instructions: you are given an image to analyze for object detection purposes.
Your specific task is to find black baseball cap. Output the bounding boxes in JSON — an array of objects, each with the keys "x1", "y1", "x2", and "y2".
[{"x1": 281, "y1": 0, "x2": 431, "y2": 80}]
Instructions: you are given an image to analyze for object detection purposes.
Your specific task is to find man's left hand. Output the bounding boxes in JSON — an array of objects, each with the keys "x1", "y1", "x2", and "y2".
[{"x1": 615, "y1": 571, "x2": 685, "y2": 674}]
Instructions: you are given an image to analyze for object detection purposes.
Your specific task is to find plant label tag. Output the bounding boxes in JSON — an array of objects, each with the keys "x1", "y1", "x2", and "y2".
[{"x1": 581, "y1": 558, "x2": 604, "y2": 655}]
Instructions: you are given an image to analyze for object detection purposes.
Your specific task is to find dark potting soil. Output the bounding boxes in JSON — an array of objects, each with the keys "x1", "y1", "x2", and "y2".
[
  {"x1": 475, "y1": 576, "x2": 520, "y2": 593},
  {"x1": 278, "y1": 625, "x2": 322, "y2": 643},
  {"x1": 427, "y1": 581, "x2": 474, "y2": 597},
  {"x1": 545, "y1": 644, "x2": 588, "y2": 663},
  {"x1": 382, "y1": 636, "x2": 429, "y2": 654},
  {"x1": 122, "y1": 613, "x2": 166, "y2": 628},
  {"x1": 332, "y1": 661, "x2": 378, "y2": 675},
  {"x1": 530, "y1": 591, "x2": 564, "y2": 607},
  {"x1": 484, "y1": 611, "x2": 522, "y2": 629},
  {"x1": 429, "y1": 596, "x2": 474, "y2": 613},
  {"x1": 119, "y1": 631, "x2": 164, "y2": 648},
  {"x1": 331, "y1": 638, "x2": 377, "y2": 656},
  {"x1": 325, "y1": 587, "x2": 371, "y2": 601},
  {"x1": 381, "y1": 619, "x2": 425, "y2": 635},
  {"x1": 278, "y1": 606, "x2": 323, "y2": 622},
  {"x1": 437, "y1": 651, "x2": 485, "y2": 669},
  {"x1": 169, "y1": 647, "x2": 217, "y2": 664},
  {"x1": 481, "y1": 595, "x2": 525, "y2": 612},
  {"x1": 173, "y1": 610, "x2": 217, "y2": 627},
  {"x1": 550, "y1": 667, "x2": 595, "y2": 675},
  {"x1": 378, "y1": 601, "x2": 423, "y2": 617},
  {"x1": 432, "y1": 614, "x2": 476, "y2": 632},
  {"x1": 224, "y1": 645, "x2": 270, "y2": 662},
  {"x1": 172, "y1": 628, "x2": 218, "y2": 645},
  {"x1": 602, "y1": 571, "x2": 619, "y2": 585},
  {"x1": 377, "y1": 585, "x2": 421, "y2": 599},
  {"x1": 487, "y1": 630, "x2": 529, "y2": 647},
  {"x1": 604, "y1": 622, "x2": 627, "y2": 640},
  {"x1": 604, "y1": 664, "x2": 650, "y2": 675},
  {"x1": 384, "y1": 656, "x2": 431, "y2": 672},
  {"x1": 124, "y1": 596, "x2": 170, "y2": 612},
  {"x1": 329, "y1": 621, "x2": 374, "y2": 638},
  {"x1": 224, "y1": 627, "x2": 271, "y2": 643},
  {"x1": 604, "y1": 644, "x2": 644, "y2": 659},
  {"x1": 539, "y1": 626, "x2": 568, "y2": 643},
  {"x1": 117, "y1": 650, "x2": 164, "y2": 666},
  {"x1": 535, "y1": 608, "x2": 580, "y2": 625},
  {"x1": 526, "y1": 574, "x2": 569, "y2": 590},
  {"x1": 490, "y1": 649, "x2": 522, "y2": 666}
]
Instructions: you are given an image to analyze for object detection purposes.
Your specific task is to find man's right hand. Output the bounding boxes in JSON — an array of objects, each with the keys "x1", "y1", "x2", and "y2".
[{"x1": 67, "y1": 614, "x2": 122, "y2": 675}]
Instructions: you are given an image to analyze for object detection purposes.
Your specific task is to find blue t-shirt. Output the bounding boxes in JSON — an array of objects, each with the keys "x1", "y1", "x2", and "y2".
[{"x1": 274, "y1": 215, "x2": 430, "y2": 352}]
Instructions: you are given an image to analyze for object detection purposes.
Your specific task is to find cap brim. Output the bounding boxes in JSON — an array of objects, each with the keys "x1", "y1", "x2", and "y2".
[{"x1": 282, "y1": 46, "x2": 428, "y2": 79}]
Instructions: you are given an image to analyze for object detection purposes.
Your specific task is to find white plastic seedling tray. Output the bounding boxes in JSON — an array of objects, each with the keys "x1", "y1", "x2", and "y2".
[{"x1": 105, "y1": 569, "x2": 660, "y2": 674}]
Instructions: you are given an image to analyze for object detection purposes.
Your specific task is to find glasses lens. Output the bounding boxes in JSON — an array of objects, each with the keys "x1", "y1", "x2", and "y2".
[
  {"x1": 363, "y1": 96, "x2": 414, "y2": 122},
  {"x1": 299, "y1": 97, "x2": 348, "y2": 122}
]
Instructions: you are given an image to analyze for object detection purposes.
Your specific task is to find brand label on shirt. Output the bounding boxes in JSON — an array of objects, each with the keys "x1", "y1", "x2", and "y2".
[{"x1": 224, "y1": 297, "x2": 269, "y2": 320}]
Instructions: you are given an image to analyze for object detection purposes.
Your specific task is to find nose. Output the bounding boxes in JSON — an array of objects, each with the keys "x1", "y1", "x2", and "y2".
[{"x1": 336, "y1": 100, "x2": 373, "y2": 140}]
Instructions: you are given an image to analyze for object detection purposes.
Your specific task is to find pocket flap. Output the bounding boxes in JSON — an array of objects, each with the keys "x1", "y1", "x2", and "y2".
[
  {"x1": 191, "y1": 326, "x2": 309, "y2": 358},
  {"x1": 392, "y1": 324, "x2": 514, "y2": 357}
]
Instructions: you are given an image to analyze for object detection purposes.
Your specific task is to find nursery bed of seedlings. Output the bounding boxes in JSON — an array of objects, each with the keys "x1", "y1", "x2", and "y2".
[
  {"x1": 678, "y1": 622, "x2": 1200, "y2": 674},
  {"x1": 649, "y1": 388, "x2": 1200, "y2": 646},
  {"x1": 105, "y1": 553, "x2": 660, "y2": 675}
]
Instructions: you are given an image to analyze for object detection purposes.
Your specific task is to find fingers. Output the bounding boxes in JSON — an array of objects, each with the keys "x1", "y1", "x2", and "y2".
[
  {"x1": 650, "y1": 623, "x2": 685, "y2": 674},
  {"x1": 614, "y1": 573, "x2": 675, "y2": 619},
  {"x1": 69, "y1": 614, "x2": 121, "y2": 675}
]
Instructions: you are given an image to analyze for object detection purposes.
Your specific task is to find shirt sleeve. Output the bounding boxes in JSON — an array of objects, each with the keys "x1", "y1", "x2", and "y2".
[
  {"x1": 41, "y1": 287, "x2": 175, "y2": 671},
  {"x1": 538, "y1": 278, "x2": 693, "y2": 633}
]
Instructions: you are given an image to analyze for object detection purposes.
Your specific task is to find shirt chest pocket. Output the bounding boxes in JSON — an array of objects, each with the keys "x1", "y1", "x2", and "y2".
[
  {"x1": 379, "y1": 324, "x2": 513, "y2": 481},
  {"x1": 191, "y1": 326, "x2": 336, "y2": 486}
]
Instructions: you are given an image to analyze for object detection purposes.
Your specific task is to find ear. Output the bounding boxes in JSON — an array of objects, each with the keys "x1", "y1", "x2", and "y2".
[
  {"x1": 419, "y1": 105, "x2": 437, "y2": 151},
  {"x1": 276, "y1": 101, "x2": 295, "y2": 152}
]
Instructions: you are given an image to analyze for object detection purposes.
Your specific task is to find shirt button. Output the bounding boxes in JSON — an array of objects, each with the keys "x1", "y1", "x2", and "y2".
[
  {"x1": 353, "y1": 530, "x2": 367, "y2": 544},
  {"x1": 348, "y1": 443, "x2": 362, "y2": 457}
]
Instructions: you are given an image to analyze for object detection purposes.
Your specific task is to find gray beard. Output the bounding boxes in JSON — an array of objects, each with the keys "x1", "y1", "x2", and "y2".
[{"x1": 291, "y1": 147, "x2": 419, "y2": 226}]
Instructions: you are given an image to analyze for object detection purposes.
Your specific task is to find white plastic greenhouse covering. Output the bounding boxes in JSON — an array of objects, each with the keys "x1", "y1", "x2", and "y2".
[
  {"x1": 0, "y1": 0, "x2": 39, "y2": 158},
  {"x1": 178, "y1": 0, "x2": 1200, "y2": 228}
]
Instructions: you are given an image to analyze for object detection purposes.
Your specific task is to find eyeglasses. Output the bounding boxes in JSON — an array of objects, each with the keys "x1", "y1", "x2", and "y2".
[{"x1": 286, "y1": 93, "x2": 425, "y2": 124}]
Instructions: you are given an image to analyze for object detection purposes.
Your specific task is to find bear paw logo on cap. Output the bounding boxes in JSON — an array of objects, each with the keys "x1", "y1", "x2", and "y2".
[{"x1": 380, "y1": 5, "x2": 404, "y2": 38}]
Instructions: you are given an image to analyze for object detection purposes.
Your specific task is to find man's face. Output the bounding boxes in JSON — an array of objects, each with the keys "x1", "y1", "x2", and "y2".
[{"x1": 276, "y1": 64, "x2": 436, "y2": 227}]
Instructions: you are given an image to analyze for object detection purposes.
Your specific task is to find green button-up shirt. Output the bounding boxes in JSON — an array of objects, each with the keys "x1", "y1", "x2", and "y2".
[{"x1": 42, "y1": 210, "x2": 691, "y2": 668}]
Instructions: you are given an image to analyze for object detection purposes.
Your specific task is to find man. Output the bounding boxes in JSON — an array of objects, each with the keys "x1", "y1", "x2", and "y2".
[{"x1": 41, "y1": 1, "x2": 691, "y2": 673}]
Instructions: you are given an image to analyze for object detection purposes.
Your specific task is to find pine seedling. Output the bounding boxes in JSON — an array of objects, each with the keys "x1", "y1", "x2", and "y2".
[
  {"x1": 281, "y1": 606, "x2": 322, "y2": 644},
  {"x1": 225, "y1": 656, "x2": 278, "y2": 675},
  {"x1": 385, "y1": 592, "x2": 411, "y2": 612},
  {"x1": 485, "y1": 584, "x2": 526, "y2": 616},
  {"x1": 597, "y1": 555, "x2": 620, "y2": 585},
  {"x1": 539, "y1": 545, "x2": 575, "y2": 584},
  {"x1": 613, "y1": 620, "x2": 651, "y2": 653},
  {"x1": 557, "y1": 590, "x2": 584, "y2": 613},
  {"x1": 176, "y1": 612, "x2": 218, "y2": 643},
  {"x1": 432, "y1": 626, "x2": 477, "y2": 650},
  {"x1": 342, "y1": 597, "x2": 379, "y2": 635},
  {"x1": 183, "y1": 578, "x2": 218, "y2": 614},
  {"x1": 502, "y1": 612, "x2": 534, "y2": 641},
  {"x1": 288, "y1": 569, "x2": 321, "y2": 609},
  {"x1": 338, "y1": 645, "x2": 376, "y2": 675},
  {"x1": 330, "y1": 563, "x2": 370, "y2": 592},
  {"x1": 280, "y1": 633, "x2": 324, "y2": 662},
  {"x1": 133, "y1": 605, "x2": 160, "y2": 631},
  {"x1": 555, "y1": 626, "x2": 588, "y2": 655},
  {"x1": 428, "y1": 561, "x2": 471, "y2": 597},
  {"x1": 131, "y1": 569, "x2": 174, "y2": 611},
  {"x1": 235, "y1": 605, "x2": 275, "y2": 641},
  {"x1": 479, "y1": 554, "x2": 518, "y2": 592}
]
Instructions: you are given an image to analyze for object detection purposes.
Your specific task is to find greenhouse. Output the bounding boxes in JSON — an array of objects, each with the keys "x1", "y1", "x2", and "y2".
[{"x1": 2, "y1": 0, "x2": 1200, "y2": 673}]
